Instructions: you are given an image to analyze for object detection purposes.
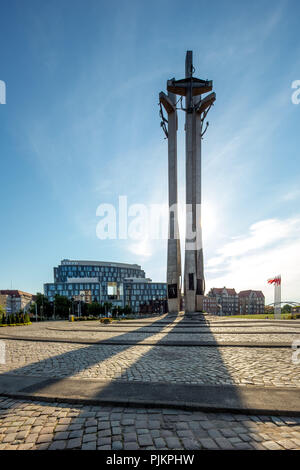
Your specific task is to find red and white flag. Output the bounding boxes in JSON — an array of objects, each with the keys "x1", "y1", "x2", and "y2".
[{"x1": 267, "y1": 275, "x2": 281, "y2": 286}]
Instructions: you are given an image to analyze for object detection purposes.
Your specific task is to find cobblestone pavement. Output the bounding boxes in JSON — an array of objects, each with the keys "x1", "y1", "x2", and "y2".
[
  {"x1": 1, "y1": 319, "x2": 300, "y2": 345},
  {"x1": 1, "y1": 315, "x2": 300, "y2": 450},
  {"x1": 0, "y1": 340, "x2": 300, "y2": 387},
  {"x1": 0, "y1": 397, "x2": 300, "y2": 450}
]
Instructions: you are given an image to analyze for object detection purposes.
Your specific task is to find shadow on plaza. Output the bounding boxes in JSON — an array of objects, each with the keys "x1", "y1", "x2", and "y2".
[
  {"x1": 0, "y1": 313, "x2": 179, "y2": 384},
  {"x1": 0, "y1": 313, "x2": 243, "y2": 408},
  {"x1": 0, "y1": 314, "x2": 289, "y2": 450}
]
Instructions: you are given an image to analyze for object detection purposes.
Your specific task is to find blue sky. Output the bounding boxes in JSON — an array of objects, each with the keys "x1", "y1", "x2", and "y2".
[{"x1": 1, "y1": 0, "x2": 300, "y2": 304}]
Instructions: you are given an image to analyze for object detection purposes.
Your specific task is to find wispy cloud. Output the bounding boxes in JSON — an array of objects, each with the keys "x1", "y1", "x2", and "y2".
[
  {"x1": 282, "y1": 189, "x2": 300, "y2": 202},
  {"x1": 206, "y1": 215, "x2": 300, "y2": 303}
]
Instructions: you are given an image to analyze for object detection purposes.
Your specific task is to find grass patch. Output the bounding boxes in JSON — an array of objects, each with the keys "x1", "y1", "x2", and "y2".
[{"x1": 218, "y1": 313, "x2": 300, "y2": 320}]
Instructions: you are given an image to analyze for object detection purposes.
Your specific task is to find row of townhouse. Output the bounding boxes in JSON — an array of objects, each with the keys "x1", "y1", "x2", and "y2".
[{"x1": 203, "y1": 287, "x2": 265, "y2": 316}]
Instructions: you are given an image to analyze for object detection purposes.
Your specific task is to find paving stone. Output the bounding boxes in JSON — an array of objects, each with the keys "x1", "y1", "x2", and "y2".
[
  {"x1": 165, "y1": 437, "x2": 182, "y2": 449},
  {"x1": 262, "y1": 440, "x2": 283, "y2": 450},
  {"x1": 138, "y1": 434, "x2": 153, "y2": 446},
  {"x1": 112, "y1": 427, "x2": 122, "y2": 435},
  {"x1": 37, "y1": 434, "x2": 53, "y2": 444},
  {"x1": 98, "y1": 429, "x2": 111, "y2": 437},
  {"x1": 199, "y1": 438, "x2": 219, "y2": 450},
  {"x1": 208, "y1": 429, "x2": 222, "y2": 439},
  {"x1": 181, "y1": 438, "x2": 201, "y2": 450},
  {"x1": 49, "y1": 440, "x2": 67, "y2": 450},
  {"x1": 122, "y1": 419, "x2": 135, "y2": 426},
  {"x1": 18, "y1": 443, "x2": 34, "y2": 450},
  {"x1": 97, "y1": 437, "x2": 111, "y2": 446},
  {"x1": 83, "y1": 433, "x2": 97, "y2": 443},
  {"x1": 233, "y1": 442, "x2": 253, "y2": 450},
  {"x1": 124, "y1": 442, "x2": 140, "y2": 450},
  {"x1": 215, "y1": 437, "x2": 234, "y2": 450},
  {"x1": 124, "y1": 432, "x2": 137, "y2": 442},
  {"x1": 67, "y1": 438, "x2": 82, "y2": 449},
  {"x1": 54, "y1": 432, "x2": 69, "y2": 440},
  {"x1": 81, "y1": 442, "x2": 97, "y2": 450},
  {"x1": 221, "y1": 428, "x2": 237, "y2": 438},
  {"x1": 85, "y1": 426, "x2": 97, "y2": 434},
  {"x1": 112, "y1": 441, "x2": 123, "y2": 450},
  {"x1": 176, "y1": 430, "x2": 194, "y2": 438},
  {"x1": 275, "y1": 440, "x2": 297, "y2": 450},
  {"x1": 154, "y1": 437, "x2": 167, "y2": 449},
  {"x1": 69, "y1": 430, "x2": 84, "y2": 439}
]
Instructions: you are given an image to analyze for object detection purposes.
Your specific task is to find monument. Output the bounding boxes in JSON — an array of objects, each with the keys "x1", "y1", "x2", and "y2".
[{"x1": 159, "y1": 51, "x2": 216, "y2": 313}]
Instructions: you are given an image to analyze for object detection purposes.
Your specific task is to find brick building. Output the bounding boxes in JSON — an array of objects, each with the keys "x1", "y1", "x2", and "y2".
[
  {"x1": 238, "y1": 290, "x2": 265, "y2": 315},
  {"x1": 203, "y1": 296, "x2": 218, "y2": 314},
  {"x1": 207, "y1": 287, "x2": 239, "y2": 315}
]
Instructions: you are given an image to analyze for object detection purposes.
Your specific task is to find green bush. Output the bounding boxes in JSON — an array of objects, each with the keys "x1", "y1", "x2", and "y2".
[
  {"x1": 24, "y1": 313, "x2": 30, "y2": 324},
  {"x1": 100, "y1": 317, "x2": 112, "y2": 324}
]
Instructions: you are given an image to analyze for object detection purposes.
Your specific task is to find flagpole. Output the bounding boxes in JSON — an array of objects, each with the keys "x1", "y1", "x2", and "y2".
[
  {"x1": 274, "y1": 280, "x2": 281, "y2": 320},
  {"x1": 268, "y1": 275, "x2": 281, "y2": 320}
]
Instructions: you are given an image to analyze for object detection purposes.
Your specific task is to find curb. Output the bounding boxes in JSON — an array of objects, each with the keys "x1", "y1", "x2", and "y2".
[
  {"x1": 1, "y1": 390, "x2": 300, "y2": 417},
  {"x1": 0, "y1": 336, "x2": 294, "y2": 348}
]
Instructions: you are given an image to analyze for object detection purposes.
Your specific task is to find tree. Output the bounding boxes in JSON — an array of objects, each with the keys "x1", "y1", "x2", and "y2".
[
  {"x1": 282, "y1": 304, "x2": 292, "y2": 314},
  {"x1": 264, "y1": 306, "x2": 274, "y2": 314},
  {"x1": 103, "y1": 302, "x2": 113, "y2": 316},
  {"x1": 33, "y1": 293, "x2": 52, "y2": 318},
  {"x1": 123, "y1": 305, "x2": 132, "y2": 315},
  {"x1": 0, "y1": 304, "x2": 5, "y2": 317},
  {"x1": 87, "y1": 302, "x2": 102, "y2": 317},
  {"x1": 54, "y1": 295, "x2": 71, "y2": 319}
]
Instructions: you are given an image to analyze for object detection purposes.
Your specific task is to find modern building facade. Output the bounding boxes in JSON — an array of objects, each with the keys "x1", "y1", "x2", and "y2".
[
  {"x1": 207, "y1": 287, "x2": 239, "y2": 315},
  {"x1": 238, "y1": 290, "x2": 265, "y2": 315},
  {"x1": 0, "y1": 290, "x2": 35, "y2": 314},
  {"x1": 44, "y1": 259, "x2": 167, "y2": 314},
  {"x1": 123, "y1": 278, "x2": 167, "y2": 314}
]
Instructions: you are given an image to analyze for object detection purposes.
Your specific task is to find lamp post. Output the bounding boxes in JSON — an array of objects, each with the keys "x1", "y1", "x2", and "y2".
[{"x1": 80, "y1": 293, "x2": 84, "y2": 317}]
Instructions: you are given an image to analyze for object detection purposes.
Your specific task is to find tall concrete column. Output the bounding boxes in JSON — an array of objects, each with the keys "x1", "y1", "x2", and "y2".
[
  {"x1": 159, "y1": 89, "x2": 181, "y2": 313},
  {"x1": 160, "y1": 50, "x2": 216, "y2": 314},
  {"x1": 184, "y1": 51, "x2": 197, "y2": 313},
  {"x1": 195, "y1": 95, "x2": 205, "y2": 312}
]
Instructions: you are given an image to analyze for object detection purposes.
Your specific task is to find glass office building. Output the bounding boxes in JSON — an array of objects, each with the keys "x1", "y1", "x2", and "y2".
[
  {"x1": 44, "y1": 259, "x2": 167, "y2": 313},
  {"x1": 44, "y1": 259, "x2": 145, "y2": 307},
  {"x1": 123, "y1": 278, "x2": 167, "y2": 313}
]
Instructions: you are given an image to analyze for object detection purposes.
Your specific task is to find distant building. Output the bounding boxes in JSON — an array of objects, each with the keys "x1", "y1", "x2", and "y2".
[
  {"x1": 44, "y1": 259, "x2": 167, "y2": 314},
  {"x1": 207, "y1": 287, "x2": 239, "y2": 315},
  {"x1": 238, "y1": 290, "x2": 265, "y2": 315},
  {"x1": 44, "y1": 259, "x2": 146, "y2": 307},
  {"x1": 0, "y1": 290, "x2": 35, "y2": 314},
  {"x1": 203, "y1": 296, "x2": 218, "y2": 314},
  {"x1": 291, "y1": 306, "x2": 300, "y2": 315}
]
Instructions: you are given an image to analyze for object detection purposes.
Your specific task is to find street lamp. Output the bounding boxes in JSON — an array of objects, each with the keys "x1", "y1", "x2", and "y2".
[{"x1": 80, "y1": 293, "x2": 84, "y2": 317}]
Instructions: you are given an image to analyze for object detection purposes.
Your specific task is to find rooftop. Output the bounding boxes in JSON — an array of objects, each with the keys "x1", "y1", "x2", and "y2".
[{"x1": 60, "y1": 259, "x2": 142, "y2": 269}]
